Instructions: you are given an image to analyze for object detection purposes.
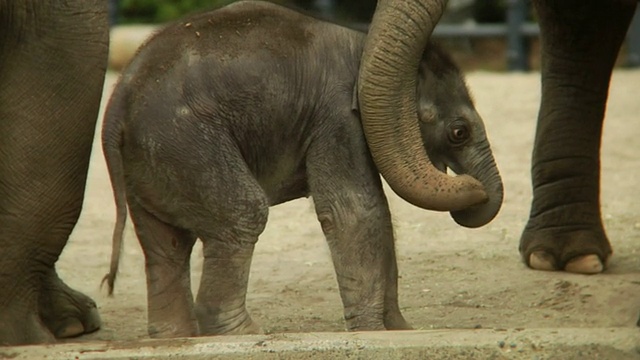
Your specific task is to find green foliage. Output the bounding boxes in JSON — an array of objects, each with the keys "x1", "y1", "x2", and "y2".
[
  {"x1": 116, "y1": 0, "x2": 376, "y2": 24},
  {"x1": 290, "y1": 0, "x2": 375, "y2": 22},
  {"x1": 116, "y1": 0, "x2": 517, "y2": 25},
  {"x1": 118, "y1": 0, "x2": 238, "y2": 23}
]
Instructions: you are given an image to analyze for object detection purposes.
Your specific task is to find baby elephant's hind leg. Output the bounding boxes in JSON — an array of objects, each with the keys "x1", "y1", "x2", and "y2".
[
  {"x1": 128, "y1": 199, "x2": 198, "y2": 338},
  {"x1": 194, "y1": 162, "x2": 268, "y2": 335}
]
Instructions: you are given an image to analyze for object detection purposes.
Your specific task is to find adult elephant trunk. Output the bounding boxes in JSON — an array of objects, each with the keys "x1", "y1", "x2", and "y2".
[{"x1": 358, "y1": 0, "x2": 488, "y2": 212}]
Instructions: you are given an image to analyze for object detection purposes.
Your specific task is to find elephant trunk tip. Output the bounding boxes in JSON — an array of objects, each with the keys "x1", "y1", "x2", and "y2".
[
  {"x1": 449, "y1": 178, "x2": 504, "y2": 228},
  {"x1": 395, "y1": 173, "x2": 490, "y2": 212}
]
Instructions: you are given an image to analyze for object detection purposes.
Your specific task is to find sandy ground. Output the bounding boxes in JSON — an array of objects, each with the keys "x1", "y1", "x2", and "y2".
[{"x1": 56, "y1": 69, "x2": 640, "y2": 343}]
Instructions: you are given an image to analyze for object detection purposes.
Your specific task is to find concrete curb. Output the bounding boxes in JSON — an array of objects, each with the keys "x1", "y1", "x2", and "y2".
[{"x1": 2, "y1": 328, "x2": 639, "y2": 360}]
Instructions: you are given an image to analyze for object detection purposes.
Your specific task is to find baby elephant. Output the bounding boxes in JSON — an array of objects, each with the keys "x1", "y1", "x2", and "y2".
[{"x1": 102, "y1": 0, "x2": 503, "y2": 338}]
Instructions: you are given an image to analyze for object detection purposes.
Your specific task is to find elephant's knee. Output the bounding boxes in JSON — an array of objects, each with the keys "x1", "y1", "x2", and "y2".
[
  {"x1": 316, "y1": 192, "x2": 390, "y2": 238},
  {"x1": 226, "y1": 192, "x2": 269, "y2": 240}
]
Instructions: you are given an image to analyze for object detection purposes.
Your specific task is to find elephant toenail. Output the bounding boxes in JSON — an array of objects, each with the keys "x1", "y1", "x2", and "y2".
[{"x1": 529, "y1": 251, "x2": 557, "y2": 271}]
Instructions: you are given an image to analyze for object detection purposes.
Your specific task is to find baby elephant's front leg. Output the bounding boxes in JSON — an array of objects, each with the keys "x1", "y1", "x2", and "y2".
[{"x1": 314, "y1": 190, "x2": 410, "y2": 331}]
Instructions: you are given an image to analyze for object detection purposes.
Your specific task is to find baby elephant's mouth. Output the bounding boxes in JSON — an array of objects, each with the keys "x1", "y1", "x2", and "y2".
[
  {"x1": 433, "y1": 161, "x2": 447, "y2": 174},
  {"x1": 433, "y1": 160, "x2": 464, "y2": 177}
]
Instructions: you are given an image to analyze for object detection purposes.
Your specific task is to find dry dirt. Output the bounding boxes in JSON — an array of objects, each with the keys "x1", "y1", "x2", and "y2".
[{"x1": 57, "y1": 70, "x2": 639, "y2": 344}]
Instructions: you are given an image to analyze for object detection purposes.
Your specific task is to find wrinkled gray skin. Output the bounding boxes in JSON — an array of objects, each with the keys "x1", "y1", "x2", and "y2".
[
  {"x1": 3, "y1": 0, "x2": 635, "y2": 347},
  {"x1": 0, "y1": 0, "x2": 109, "y2": 346},
  {"x1": 102, "y1": 1, "x2": 502, "y2": 337},
  {"x1": 519, "y1": 0, "x2": 637, "y2": 274}
]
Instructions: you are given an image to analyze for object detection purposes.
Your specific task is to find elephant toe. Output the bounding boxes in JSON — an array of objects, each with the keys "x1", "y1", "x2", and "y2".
[
  {"x1": 528, "y1": 251, "x2": 608, "y2": 274},
  {"x1": 53, "y1": 305, "x2": 101, "y2": 338},
  {"x1": 52, "y1": 318, "x2": 84, "y2": 338},
  {"x1": 521, "y1": 226, "x2": 611, "y2": 274},
  {"x1": 564, "y1": 254, "x2": 607, "y2": 274},
  {"x1": 45, "y1": 297, "x2": 101, "y2": 339},
  {"x1": 528, "y1": 251, "x2": 559, "y2": 271}
]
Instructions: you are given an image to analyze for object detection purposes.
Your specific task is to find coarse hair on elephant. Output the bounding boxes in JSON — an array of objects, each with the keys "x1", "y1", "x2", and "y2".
[
  {"x1": 100, "y1": 0, "x2": 503, "y2": 338},
  {"x1": 0, "y1": 0, "x2": 109, "y2": 346}
]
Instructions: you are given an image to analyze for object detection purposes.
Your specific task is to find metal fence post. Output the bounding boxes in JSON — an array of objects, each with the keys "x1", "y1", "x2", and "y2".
[
  {"x1": 314, "y1": 0, "x2": 336, "y2": 20},
  {"x1": 627, "y1": 5, "x2": 640, "y2": 67},
  {"x1": 506, "y1": 0, "x2": 530, "y2": 71}
]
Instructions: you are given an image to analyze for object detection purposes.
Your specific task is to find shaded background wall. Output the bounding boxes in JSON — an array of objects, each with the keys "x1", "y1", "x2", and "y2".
[
  {"x1": 110, "y1": 0, "x2": 510, "y2": 26},
  {"x1": 108, "y1": 0, "x2": 638, "y2": 72}
]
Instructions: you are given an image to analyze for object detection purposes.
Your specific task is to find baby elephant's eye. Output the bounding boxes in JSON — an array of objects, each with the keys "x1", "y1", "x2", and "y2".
[{"x1": 448, "y1": 121, "x2": 470, "y2": 145}]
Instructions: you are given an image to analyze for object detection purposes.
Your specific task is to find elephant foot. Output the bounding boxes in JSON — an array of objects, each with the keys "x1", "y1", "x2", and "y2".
[
  {"x1": 196, "y1": 305, "x2": 263, "y2": 336},
  {"x1": 384, "y1": 310, "x2": 413, "y2": 330},
  {"x1": 529, "y1": 252, "x2": 608, "y2": 274},
  {"x1": 147, "y1": 321, "x2": 199, "y2": 339},
  {"x1": 198, "y1": 318, "x2": 263, "y2": 336},
  {"x1": 208, "y1": 317, "x2": 264, "y2": 336},
  {"x1": 0, "y1": 306, "x2": 55, "y2": 346},
  {"x1": 39, "y1": 271, "x2": 101, "y2": 338},
  {"x1": 520, "y1": 228, "x2": 612, "y2": 274}
]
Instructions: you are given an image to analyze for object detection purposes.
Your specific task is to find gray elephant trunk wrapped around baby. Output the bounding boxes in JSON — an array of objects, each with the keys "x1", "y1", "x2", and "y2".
[{"x1": 101, "y1": 0, "x2": 503, "y2": 338}]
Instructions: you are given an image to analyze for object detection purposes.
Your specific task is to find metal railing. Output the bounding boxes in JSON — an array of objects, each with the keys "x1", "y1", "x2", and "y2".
[
  {"x1": 432, "y1": 0, "x2": 640, "y2": 71},
  {"x1": 352, "y1": 0, "x2": 640, "y2": 72}
]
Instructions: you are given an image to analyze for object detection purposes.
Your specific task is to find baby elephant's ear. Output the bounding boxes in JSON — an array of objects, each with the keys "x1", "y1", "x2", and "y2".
[
  {"x1": 351, "y1": 78, "x2": 360, "y2": 114},
  {"x1": 418, "y1": 99, "x2": 438, "y2": 123}
]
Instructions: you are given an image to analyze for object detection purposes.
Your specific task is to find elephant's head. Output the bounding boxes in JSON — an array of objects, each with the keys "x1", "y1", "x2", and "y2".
[{"x1": 358, "y1": 0, "x2": 503, "y2": 227}]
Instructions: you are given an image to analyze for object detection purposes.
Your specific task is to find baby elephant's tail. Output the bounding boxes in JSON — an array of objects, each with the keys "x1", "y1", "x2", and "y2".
[{"x1": 100, "y1": 84, "x2": 129, "y2": 296}]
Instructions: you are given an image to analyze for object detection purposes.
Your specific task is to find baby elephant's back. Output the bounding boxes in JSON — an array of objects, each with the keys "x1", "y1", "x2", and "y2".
[
  {"x1": 124, "y1": 1, "x2": 321, "y2": 82},
  {"x1": 112, "y1": 0, "x2": 340, "y2": 128},
  {"x1": 108, "y1": 0, "x2": 360, "y2": 170}
]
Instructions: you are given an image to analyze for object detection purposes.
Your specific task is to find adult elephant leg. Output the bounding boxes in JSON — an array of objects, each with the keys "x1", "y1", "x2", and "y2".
[
  {"x1": 520, "y1": 0, "x2": 636, "y2": 274},
  {"x1": 0, "y1": 1, "x2": 109, "y2": 345}
]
